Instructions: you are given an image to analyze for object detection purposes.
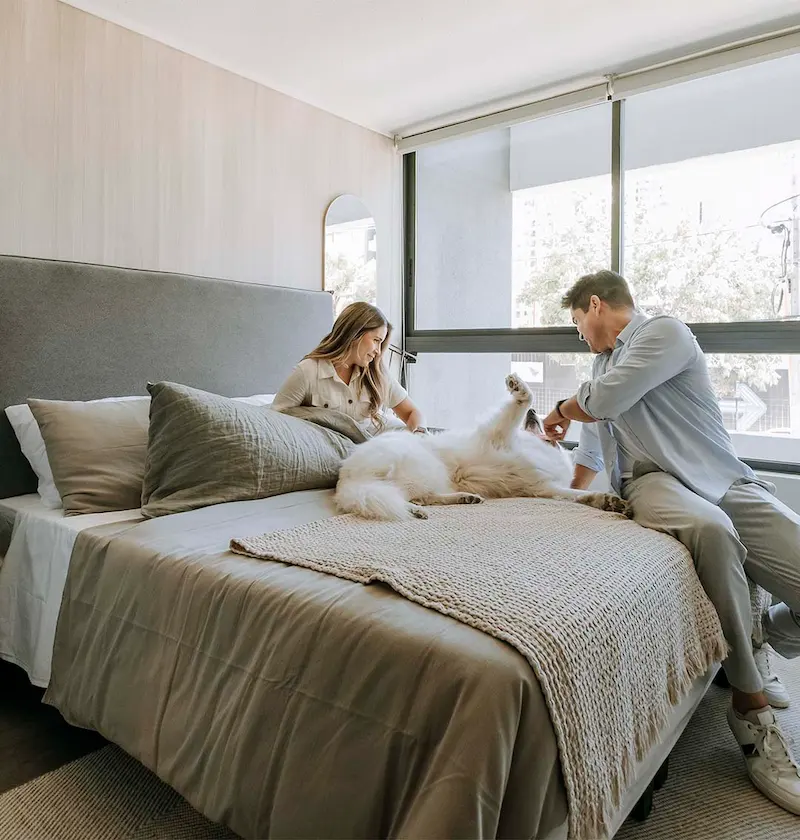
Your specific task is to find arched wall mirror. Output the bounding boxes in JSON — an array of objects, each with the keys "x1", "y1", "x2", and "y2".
[{"x1": 324, "y1": 195, "x2": 377, "y2": 316}]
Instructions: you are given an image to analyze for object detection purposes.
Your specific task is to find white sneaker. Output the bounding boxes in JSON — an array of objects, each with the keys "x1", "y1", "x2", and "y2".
[
  {"x1": 727, "y1": 704, "x2": 800, "y2": 815},
  {"x1": 754, "y1": 644, "x2": 791, "y2": 709}
]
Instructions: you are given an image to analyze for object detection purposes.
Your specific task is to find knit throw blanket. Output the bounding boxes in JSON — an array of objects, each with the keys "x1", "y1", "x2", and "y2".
[{"x1": 231, "y1": 498, "x2": 727, "y2": 840}]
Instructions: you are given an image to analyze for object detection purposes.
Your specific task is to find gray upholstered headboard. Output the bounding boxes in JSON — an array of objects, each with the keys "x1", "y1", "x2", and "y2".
[{"x1": 0, "y1": 255, "x2": 333, "y2": 499}]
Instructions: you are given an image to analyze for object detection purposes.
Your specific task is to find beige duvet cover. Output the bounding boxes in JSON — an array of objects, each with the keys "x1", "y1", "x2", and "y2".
[{"x1": 44, "y1": 490, "x2": 569, "y2": 839}]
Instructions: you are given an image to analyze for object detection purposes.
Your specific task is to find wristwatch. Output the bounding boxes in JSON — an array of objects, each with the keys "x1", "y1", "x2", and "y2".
[{"x1": 554, "y1": 399, "x2": 568, "y2": 419}]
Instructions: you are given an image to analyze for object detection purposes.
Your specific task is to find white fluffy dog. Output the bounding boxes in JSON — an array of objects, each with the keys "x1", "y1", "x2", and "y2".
[{"x1": 335, "y1": 373, "x2": 632, "y2": 521}]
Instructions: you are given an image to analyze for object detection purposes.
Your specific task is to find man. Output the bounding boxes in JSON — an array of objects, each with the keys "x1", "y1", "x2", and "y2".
[{"x1": 542, "y1": 270, "x2": 800, "y2": 814}]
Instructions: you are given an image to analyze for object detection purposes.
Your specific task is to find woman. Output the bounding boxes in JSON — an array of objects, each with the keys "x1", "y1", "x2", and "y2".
[{"x1": 272, "y1": 301, "x2": 425, "y2": 435}]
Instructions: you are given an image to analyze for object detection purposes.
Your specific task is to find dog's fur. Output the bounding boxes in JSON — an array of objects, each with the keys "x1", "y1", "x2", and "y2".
[{"x1": 335, "y1": 373, "x2": 633, "y2": 521}]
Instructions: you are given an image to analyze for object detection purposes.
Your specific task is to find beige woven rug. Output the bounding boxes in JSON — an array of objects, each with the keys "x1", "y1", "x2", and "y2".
[{"x1": 0, "y1": 745, "x2": 237, "y2": 840}]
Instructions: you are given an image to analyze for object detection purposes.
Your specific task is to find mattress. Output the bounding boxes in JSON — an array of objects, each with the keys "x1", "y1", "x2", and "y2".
[
  {"x1": 0, "y1": 489, "x2": 351, "y2": 688},
  {"x1": 0, "y1": 494, "x2": 143, "y2": 686}
]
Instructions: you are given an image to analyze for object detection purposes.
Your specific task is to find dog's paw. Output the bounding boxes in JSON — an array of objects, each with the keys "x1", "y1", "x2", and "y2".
[
  {"x1": 505, "y1": 373, "x2": 532, "y2": 403},
  {"x1": 457, "y1": 492, "x2": 484, "y2": 505},
  {"x1": 409, "y1": 504, "x2": 429, "y2": 520},
  {"x1": 603, "y1": 495, "x2": 634, "y2": 518}
]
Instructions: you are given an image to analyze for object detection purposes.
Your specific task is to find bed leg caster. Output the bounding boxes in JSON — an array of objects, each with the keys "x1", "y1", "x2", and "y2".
[
  {"x1": 631, "y1": 783, "x2": 654, "y2": 822},
  {"x1": 712, "y1": 667, "x2": 730, "y2": 688},
  {"x1": 653, "y1": 757, "x2": 669, "y2": 791}
]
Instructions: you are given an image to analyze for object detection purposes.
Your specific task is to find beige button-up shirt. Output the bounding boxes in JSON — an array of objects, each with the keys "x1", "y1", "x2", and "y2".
[{"x1": 272, "y1": 358, "x2": 408, "y2": 429}]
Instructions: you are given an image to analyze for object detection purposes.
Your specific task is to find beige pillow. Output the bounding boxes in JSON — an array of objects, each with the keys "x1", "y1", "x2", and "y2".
[
  {"x1": 142, "y1": 381, "x2": 355, "y2": 518},
  {"x1": 27, "y1": 397, "x2": 151, "y2": 516}
]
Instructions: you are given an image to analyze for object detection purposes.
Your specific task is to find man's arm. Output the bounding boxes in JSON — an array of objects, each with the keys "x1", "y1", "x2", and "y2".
[
  {"x1": 544, "y1": 319, "x2": 695, "y2": 438},
  {"x1": 572, "y1": 464, "x2": 598, "y2": 490},
  {"x1": 577, "y1": 318, "x2": 697, "y2": 421},
  {"x1": 571, "y1": 422, "x2": 603, "y2": 489}
]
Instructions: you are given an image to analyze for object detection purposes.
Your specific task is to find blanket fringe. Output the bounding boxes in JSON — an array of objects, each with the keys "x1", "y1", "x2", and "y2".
[{"x1": 582, "y1": 632, "x2": 729, "y2": 840}]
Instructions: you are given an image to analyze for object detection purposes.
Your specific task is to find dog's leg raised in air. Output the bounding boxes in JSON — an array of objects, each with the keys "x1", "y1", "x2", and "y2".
[
  {"x1": 411, "y1": 492, "x2": 484, "y2": 507},
  {"x1": 478, "y1": 373, "x2": 533, "y2": 450}
]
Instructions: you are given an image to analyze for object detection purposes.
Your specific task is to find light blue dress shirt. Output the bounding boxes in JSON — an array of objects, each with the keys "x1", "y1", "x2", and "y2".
[{"x1": 574, "y1": 311, "x2": 758, "y2": 502}]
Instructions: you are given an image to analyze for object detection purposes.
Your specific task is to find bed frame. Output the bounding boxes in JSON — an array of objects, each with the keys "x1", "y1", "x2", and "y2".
[{"x1": 0, "y1": 255, "x2": 333, "y2": 499}]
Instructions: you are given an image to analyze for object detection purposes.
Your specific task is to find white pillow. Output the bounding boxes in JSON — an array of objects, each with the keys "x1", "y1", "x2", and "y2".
[
  {"x1": 5, "y1": 393, "x2": 275, "y2": 509},
  {"x1": 6, "y1": 396, "x2": 149, "y2": 509},
  {"x1": 6, "y1": 403, "x2": 63, "y2": 508},
  {"x1": 233, "y1": 393, "x2": 275, "y2": 406}
]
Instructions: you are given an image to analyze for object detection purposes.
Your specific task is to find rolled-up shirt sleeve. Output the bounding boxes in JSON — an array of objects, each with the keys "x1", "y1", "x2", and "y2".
[
  {"x1": 576, "y1": 318, "x2": 698, "y2": 421},
  {"x1": 574, "y1": 422, "x2": 605, "y2": 473},
  {"x1": 271, "y1": 363, "x2": 310, "y2": 412}
]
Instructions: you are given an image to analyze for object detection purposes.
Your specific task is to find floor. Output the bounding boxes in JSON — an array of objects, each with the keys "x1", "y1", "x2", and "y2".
[
  {"x1": 617, "y1": 653, "x2": 800, "y2": 839},
  {"x1": 0, "y1": 659, "x2": 106, "y2": 794},
  {"x1": 3, "y1": 655, "x2": 800, "y2": 838}
]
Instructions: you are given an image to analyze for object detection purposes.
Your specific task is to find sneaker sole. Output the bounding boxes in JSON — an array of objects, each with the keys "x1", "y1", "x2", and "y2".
[
  {"x1": 765, "y1": 694, "x2": 791, "y2": 710},
  {"x1": 749, "y1": 771, "x2": 800, "y2": 816}
]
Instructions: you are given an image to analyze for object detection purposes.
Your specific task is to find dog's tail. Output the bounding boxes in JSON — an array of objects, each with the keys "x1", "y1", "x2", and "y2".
[{"x1": 335, "y1": 478, "x2": 412, "y2": 521}]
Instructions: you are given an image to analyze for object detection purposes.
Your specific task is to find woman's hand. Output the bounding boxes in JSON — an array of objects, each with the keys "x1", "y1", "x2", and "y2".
[{"x1": 393, "y1": 398, "x2": 425, "y2": 434}]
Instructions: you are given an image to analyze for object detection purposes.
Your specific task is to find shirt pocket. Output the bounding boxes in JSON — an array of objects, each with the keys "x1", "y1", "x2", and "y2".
[{"x1": 310, "y1": 393, "x2": 337, "y2": 411}]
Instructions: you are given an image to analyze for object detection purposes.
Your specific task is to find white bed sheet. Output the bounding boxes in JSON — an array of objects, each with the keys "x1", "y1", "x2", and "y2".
[
  {"x1": 0, "y1": 489, "x2": 339, "y2": 687},
  {"x1": 0, "y1": 494, "x2": 143, "y2": 686}
]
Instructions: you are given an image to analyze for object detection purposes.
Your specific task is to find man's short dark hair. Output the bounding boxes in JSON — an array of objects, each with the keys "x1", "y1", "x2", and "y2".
[{"x1": 560, "y1": 270, "x2": 635, "y2": 312}]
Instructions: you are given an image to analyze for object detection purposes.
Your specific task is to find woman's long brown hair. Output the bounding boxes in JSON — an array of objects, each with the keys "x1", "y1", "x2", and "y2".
[{"x1": 306, "y1": 301, "x2": 393, "y2": 426}]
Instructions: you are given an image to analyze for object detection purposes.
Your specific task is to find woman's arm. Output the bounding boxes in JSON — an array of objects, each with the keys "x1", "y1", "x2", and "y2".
[
  {"x1": 392, "y1": 397, "x2": 425, "y2": 433},
  {"x1": 385, "y1": 373, "x2": 425, "y2": 432},
  {"x1": 271, "y1": 364, "x2": 310, "y2": 412}
]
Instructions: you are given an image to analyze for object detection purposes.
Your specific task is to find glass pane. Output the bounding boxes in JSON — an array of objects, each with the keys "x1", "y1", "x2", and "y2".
[
  {"x1": 409, "y1": 352, "x2": 800, "y2": 464},
  {"x1": 623, "y1": 53, "x2": 800, "y2": 324},
  {"x1": 708, "y1": 354, "x2": 800, "y2": 463},
  {"x1": 408, "y1": 352, "x2": 588, "y2": 442},
  {"x1": 414, "y1": 104, "x2": 612, "y2": 330}
]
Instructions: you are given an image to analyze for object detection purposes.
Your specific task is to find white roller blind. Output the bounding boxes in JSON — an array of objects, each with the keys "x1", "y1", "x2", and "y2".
[
  {"x1": 625, "y1": 51, "x2": 800, "y2": 170},
  {"x1": 509, "y1": 103, "x2": 612, "y2": 190},
  {"x1": 398, "y1": 28, "x2": 800, "y2": 156}
]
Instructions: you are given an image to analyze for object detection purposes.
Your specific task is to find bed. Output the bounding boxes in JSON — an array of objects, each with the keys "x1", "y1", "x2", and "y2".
[{"x1": 0, "y1": 254, "x2": 722, "y2": 840}]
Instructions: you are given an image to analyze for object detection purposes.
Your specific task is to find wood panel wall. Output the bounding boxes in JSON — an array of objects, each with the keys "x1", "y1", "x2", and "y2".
[{"x1": 0, "y1": 0, "x2": 400, "y2": 313}]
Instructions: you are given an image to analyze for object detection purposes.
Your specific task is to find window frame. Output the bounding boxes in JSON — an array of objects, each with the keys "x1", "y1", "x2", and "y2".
[{"x1": 401, "y1": 97, "x2": 800, "y2": 473}]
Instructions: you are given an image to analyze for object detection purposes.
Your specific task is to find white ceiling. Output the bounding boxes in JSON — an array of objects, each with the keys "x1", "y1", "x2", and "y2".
[{"x1": 60, "y1": 0, "x2": 800, "y2": 136}]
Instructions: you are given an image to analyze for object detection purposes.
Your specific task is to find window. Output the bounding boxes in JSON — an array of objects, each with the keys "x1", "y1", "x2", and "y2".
[
  {"x1": 513, "y1": 176, "x2": 611, "y2": 328},
  {"x1": 405, "y1": 52, "x2": 800, "y2": 467}
]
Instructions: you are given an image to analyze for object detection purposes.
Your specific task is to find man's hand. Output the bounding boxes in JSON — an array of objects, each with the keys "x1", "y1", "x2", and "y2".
[
  {"x1": 544, "y1": 396, "x2": 597, "y2": 440},
  {"x1": 543, "y1": 407, "x2": 571, "y2": 441}
]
